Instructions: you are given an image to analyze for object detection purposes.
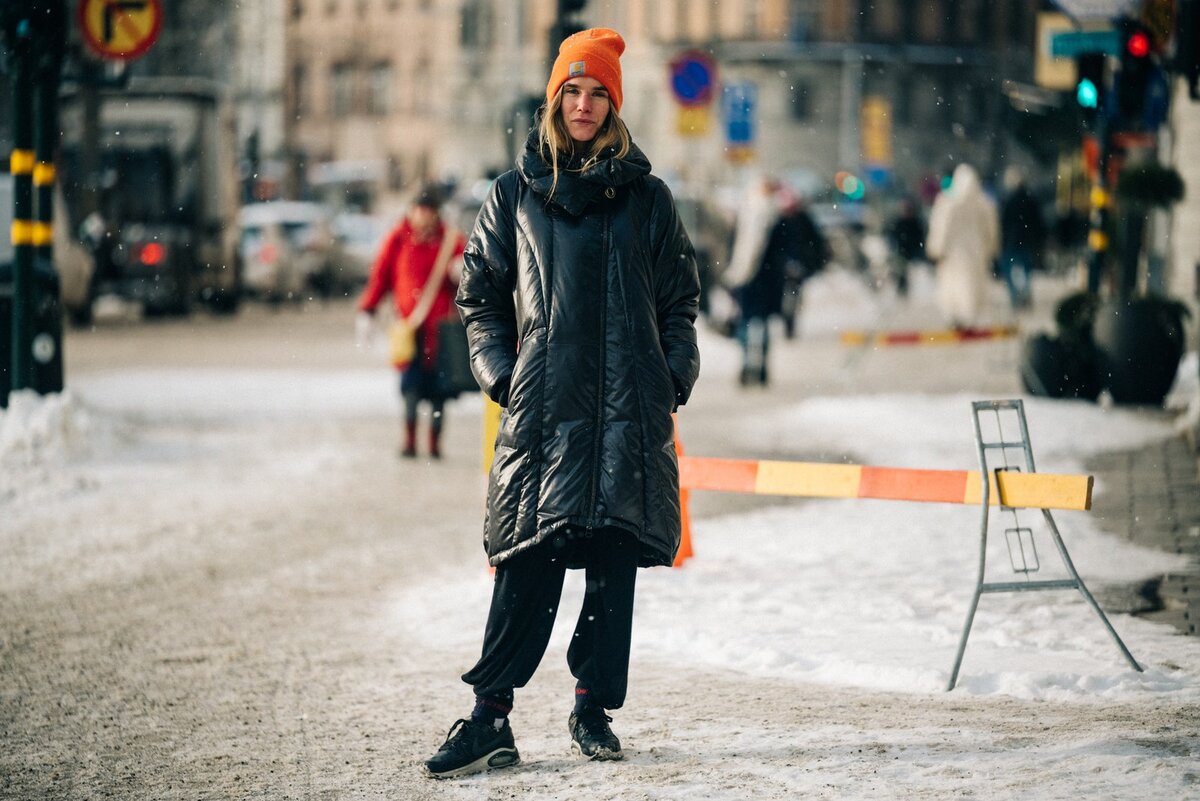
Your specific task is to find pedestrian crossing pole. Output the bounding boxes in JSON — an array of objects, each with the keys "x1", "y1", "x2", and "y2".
[
  {"x1": 6, "y1": 2, "x2": 38, "y2": 394},
  {"x1": 3, "y1": 0, "x2": 65, "y2": 400},
  {"x1": 1084, "y1": 113, "x2": 1110, "y2": 294}
]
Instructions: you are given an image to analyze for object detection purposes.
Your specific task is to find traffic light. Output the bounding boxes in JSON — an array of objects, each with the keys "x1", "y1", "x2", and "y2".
[
  {"x1": 1074, "y1": 52, "x2": 1105, "y2": 124},
  {"x1": 1115, "y1": 18, "x2": 1152, "y2": 123}
]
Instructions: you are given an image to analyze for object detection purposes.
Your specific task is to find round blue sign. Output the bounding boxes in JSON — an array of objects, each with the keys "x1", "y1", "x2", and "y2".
[{"x1": 670, "y1": 51, "x2": 716, "y2": 107}]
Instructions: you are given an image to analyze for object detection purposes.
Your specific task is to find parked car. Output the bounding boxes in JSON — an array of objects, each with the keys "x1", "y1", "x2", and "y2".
[
  {"x1": 330, "y1": 212, "x2": 387, "y2": 292},
  {"x1": 238, "y1": 201, "x2": 336, "y2": 301}
]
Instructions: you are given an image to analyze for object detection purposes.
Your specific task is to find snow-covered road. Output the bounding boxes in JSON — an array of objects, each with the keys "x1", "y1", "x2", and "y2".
[{"x1": 3, "y1": 275, "x2": 1198, "y2": 799}]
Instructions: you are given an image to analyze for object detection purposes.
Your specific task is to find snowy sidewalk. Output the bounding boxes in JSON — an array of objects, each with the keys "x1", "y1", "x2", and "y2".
[{"x1": 1087, "y1": 427, "x2": 1200, "y2": 636}]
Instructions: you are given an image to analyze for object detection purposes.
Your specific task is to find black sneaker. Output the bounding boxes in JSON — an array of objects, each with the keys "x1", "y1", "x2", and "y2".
[
  {"x1": 568, "y1": 707, "x2": 623, "y2": 761},
  {"x1": 424, "y1": 718, "x2": 520, "y2": 778}
]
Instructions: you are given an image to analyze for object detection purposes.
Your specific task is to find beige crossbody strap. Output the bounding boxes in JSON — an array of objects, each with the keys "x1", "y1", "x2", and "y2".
[{"x1": 403, "y1": 225, "x2": 459, "y2": 329}]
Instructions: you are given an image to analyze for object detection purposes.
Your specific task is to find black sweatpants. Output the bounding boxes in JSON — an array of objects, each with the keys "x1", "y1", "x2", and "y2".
[{"x1": 461, "y1": 528, "x2": 640, "y2": 710}]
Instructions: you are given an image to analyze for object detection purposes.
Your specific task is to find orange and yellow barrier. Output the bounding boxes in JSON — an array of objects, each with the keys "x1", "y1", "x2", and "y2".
[
  {"x1": 678, "y1": 456, "x2": 1091, "y2": 511},
  {"x1": 481, "y1": 402, "x2": 1090, "y2": 570},
  {"x1": 840, "y1": 324, "x2": 1019, "y2": 348}
]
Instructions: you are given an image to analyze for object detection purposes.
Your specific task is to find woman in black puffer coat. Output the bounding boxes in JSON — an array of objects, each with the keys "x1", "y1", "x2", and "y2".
[{"x1": 423, "y1": 28, "x2": 700, "y2": 779}]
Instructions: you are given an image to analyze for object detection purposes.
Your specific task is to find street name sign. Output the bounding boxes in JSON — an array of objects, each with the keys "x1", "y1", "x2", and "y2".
[{"x1": 1050, "y1": 29, "x2": 1120, "y2": 56}]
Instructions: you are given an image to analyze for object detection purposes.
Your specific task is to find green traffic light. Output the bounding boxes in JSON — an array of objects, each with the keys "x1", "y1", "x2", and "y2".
[{"x1": 1076, "y1": 78, "x2": 1099, "y2": 109}]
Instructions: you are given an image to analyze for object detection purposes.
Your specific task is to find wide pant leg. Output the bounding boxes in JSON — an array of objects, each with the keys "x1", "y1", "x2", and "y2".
[
  {"x1": 461, "y1": 529, "x2": 640, "y2": 709},
  {"x1": 461, "y1": 537, "x2": 569, "y2": 698},
  {"x1": 566, "y1": 531, "x2": 639, "y2": 709}
]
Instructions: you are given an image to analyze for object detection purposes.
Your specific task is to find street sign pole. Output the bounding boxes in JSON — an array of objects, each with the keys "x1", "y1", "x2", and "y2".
[
  {"x1": 33, "y1": 1, "x2": 66, "y2": 395},
  {"x1": 35, "y1": 2, "x2": 66, "y2": 267}
]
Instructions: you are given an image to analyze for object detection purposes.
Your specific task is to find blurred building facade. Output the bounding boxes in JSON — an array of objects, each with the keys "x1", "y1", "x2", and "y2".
[
  {"x1": 1168, "y1": 84, "x2": 1200, "y2": 304},
  {"x1": 275, "y1": 0, "x2": 1040, "y2": 212},
  {"x1": 235, "y1": 0, "x2": 288, "y2": 204}
]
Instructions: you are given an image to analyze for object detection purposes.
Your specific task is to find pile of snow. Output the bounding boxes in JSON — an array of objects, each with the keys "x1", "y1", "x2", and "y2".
[{"x1": 0, "y1": 389, "x2": 91, "y2": 467}]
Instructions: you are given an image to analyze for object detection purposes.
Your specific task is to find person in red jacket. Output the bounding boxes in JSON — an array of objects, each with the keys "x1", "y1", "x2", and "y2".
[{"x1": 357, "y1": 185, "x2": 466, "y2": 458}]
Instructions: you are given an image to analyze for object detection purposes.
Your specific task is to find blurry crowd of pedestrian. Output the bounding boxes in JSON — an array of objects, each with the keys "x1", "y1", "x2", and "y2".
[{"x1": 706, "y1": 160, "x2": 1056, "y2": 387}]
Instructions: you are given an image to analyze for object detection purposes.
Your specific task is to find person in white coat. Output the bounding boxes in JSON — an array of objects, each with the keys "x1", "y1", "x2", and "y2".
[{"x1": 925, "y1": 164, "x2": 1000, "y2": 327}]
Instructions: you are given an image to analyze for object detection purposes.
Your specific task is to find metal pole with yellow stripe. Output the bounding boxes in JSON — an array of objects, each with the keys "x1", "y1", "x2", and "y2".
[
  {"x1": 3, "y1": 0, "x2": 65, "y2": 404},
  {"x1": 6, "y1": 2, "x2": 37, "y2": 396}
]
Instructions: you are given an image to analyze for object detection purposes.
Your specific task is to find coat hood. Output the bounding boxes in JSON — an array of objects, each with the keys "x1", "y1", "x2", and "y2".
[{"x1": 516, "y1": 127, "x2": 651, "y2": 216}]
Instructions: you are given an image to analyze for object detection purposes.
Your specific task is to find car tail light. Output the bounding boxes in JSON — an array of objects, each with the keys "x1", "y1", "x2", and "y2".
[
  {"x1": 139, "y1": 242, "x2": 166, "y2": 266},
  {"x1": 257, "y1": 242, "x2": 278, "y2": 265}
]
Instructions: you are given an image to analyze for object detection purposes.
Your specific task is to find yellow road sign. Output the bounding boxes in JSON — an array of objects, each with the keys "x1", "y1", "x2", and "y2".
[
  {"x1": 78, "y1": 0, "x2": 163, "y2": 61},
  {"x1": 676, "y1": 105, "x2": 711, "y2": 137},
  {"x1": 860, "y1": 96, "x2": 892, "y2": 167}
]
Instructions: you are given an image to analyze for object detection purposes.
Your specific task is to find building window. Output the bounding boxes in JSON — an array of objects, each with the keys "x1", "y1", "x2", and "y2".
[
  {"x1": 331, "y1": 63, "x2": 354, "y2": 115},
  {"x1": 789, "y1": 78, "x2": 812, "y2": 121},
  {"x1": 368, "y1": 62, "x2": 391, "y2": 115},
  {"x1": 744, "y1": 0, "x2": 759, "y2": 39},
  {"x1": 894, "y1": 71, "x2": 912, "y2": 126},
  {"x1": 461, "y1": 0, "x2": 493, "y2": 48},
  {"x1": 940, "y1": 0, "x2": 959, "y2": 44},
  {"x1": 326, "y1": 1, "x2": 338, "y2": 16},
  {"x1": 789, "y1": 0, "x2": 819, "y2": 42},
  {"x1": 413, "y1": 56, "x2": 430, "y2": 112},
  {"x1": 291, "y1": 0, "x2": 304, "y2": 20},
  {"x1": 1008, "y1": 1, "x2": 1028, "y2": 46},
  {"x1": 388, "y1": 155, "x2": 403, "y2": 192},
  {"x1": 291, "y1": 64, "x2": 308, "y2": 116},
  {"x1": 675, "y1": 0, "x2": 689, "y2": 42},
  {"x1": 958, "y1": 0, "x2": 979, "y2": 45}
]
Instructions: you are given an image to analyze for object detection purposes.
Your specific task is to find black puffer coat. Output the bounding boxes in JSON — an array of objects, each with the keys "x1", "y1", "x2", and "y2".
[{"x1": 457, "y1": 132, "x2": 700, "y2": 568}]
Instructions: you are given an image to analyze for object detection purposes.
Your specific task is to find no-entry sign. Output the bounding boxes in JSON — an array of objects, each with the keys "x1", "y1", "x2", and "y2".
[{"x1": 78, "y1": 0, "x2": 163, "y2": 61}]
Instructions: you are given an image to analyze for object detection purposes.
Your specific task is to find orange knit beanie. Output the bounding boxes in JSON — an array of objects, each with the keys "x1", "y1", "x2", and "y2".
[{"x1": 545, "y1": 28, "x2": 625, "y2": 113}]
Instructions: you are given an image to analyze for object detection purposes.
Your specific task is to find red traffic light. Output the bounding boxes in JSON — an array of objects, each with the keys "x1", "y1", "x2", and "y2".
[
  {"x1": 139, "y1": 242, "x2": 165, "y2": 266},
  {"x1": 1126, "y1": 30, "x2": 1150, "y2": 58}
]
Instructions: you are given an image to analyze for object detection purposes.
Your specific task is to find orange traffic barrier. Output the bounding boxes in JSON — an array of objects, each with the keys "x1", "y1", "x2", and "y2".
[
  {"x1": 840, "y1": 324, "x2": 1019, "y2": 348},
  {"x1": 672, "y1": 415, "x2": 693, "y2": 567},
  {"x1": 678, "y1": 455, "x2": 1093, "y2": 511}
]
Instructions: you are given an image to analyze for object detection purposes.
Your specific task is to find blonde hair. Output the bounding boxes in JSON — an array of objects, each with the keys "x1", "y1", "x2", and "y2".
[{"x1": 537, "y1": 85, "x2": 631, "y2": 198}]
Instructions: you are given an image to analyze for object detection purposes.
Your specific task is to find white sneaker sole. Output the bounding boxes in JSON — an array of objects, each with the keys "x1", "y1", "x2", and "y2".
[
  {"x1": 424, "y1": 747, "x2": 520, "y2": 779},
  {"x1": 571, "y1": 740, "x2": 624, "y2": 761}
]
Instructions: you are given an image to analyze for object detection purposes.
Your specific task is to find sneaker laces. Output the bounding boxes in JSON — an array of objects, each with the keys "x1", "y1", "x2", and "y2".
[
  {"x1": 579, "y1": 708, "x2": 613, "y2": 724},
  {"x1": 576, "y1": 708, "x2": 614, "y2": 734},
  {"x1": 439, "y1": 719, "x2": 473, "y2": 751}
]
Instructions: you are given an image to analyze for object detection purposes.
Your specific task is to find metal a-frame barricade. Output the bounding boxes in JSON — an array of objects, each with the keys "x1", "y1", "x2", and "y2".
[{"x1": 946, "y1": 399, "x2": 1142, "y2": 691}]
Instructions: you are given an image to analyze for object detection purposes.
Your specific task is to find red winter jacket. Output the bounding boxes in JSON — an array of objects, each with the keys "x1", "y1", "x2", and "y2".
[{"x1": 358, "y1": 219, "x2": 465, "y2": 369}]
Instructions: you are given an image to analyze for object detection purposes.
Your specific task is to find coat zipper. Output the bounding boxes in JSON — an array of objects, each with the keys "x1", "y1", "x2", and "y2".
[{"x1": 586, "y1": 213, "x2": 610, "y2": 527}]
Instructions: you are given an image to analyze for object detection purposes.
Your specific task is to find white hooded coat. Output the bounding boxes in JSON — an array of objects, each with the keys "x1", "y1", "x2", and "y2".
[{"x1": 925, "y1": 164, "x2": 1000, "y2": 325}]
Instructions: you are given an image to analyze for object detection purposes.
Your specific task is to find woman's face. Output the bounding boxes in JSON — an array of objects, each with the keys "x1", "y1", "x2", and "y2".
[
  {"x1": 408, "y1": 204, "x2": 437, "y2": 231},
  {"x1": 560, "y1": 77, "x2": 610, "y2": 143}
]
